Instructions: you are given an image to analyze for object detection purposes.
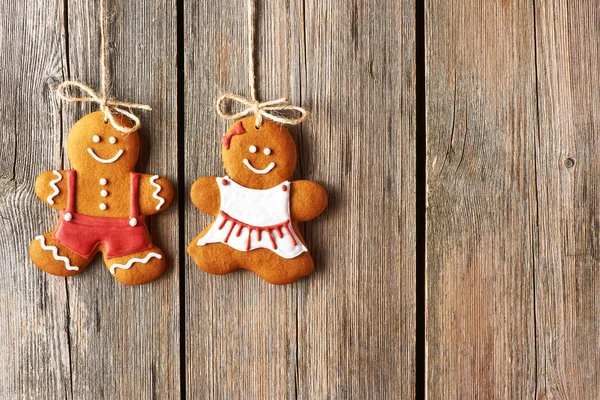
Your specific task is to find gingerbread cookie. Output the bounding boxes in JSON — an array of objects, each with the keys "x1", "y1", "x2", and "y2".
[
  {"x1": 187, "y1": 116, "x2": 327, "y2": 284},
  {"x1": 29, "y1": 111, "x2": 173, "y2": 285}
]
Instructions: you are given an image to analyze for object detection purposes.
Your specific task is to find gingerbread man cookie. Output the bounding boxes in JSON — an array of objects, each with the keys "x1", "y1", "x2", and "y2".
[
  {"x1": 29, "y1": 111, "x2": 173, "y2": 285},
  {"x1": 187, "y1": 116, "x2": 327, "y2": 284}
]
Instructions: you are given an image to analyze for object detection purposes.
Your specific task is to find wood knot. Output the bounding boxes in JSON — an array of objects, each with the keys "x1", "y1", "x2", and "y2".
[{"x1": 564, "y1": 157, "x2": 575, "y2": 169}]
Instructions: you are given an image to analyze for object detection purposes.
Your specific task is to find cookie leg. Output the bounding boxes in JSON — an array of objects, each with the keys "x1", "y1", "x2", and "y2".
[
  {"x1": 29, "y1": 232, "x2": 92, "y2": 277},
  {"x1": 187, "y1": 233, "x2": 239, "y2": 276},
  {"x1": 105, "y1": 247, "x2": 166, "y2": 285},
  {"x1": 243, "y1": 249, "x2": 315, "y2": 285}
]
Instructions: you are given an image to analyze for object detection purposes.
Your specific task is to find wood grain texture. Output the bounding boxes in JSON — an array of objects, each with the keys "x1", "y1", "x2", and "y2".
[
  {"x1": 0, "y1": 0, "x2": 72, "y2": 397},
  {"x1": 426, "y1": 0, "x2": 538, "y2": 397},
  {"x1": 184, "y1": 0, "x2": 415, "y2": 398},
  {"x1": 533, "y1": 1, "x2": 600, "y2": 397},
  {"x1": 297, "y1": 1, "x2": 416, "y2": 398},
  {"x1": 62, "y1": 0, "x2": 179, "y2": 398},
  {"x1": 0, "y1": 0, "x2": 178, "y2": 397},
  {"x1": 184, "y1": 1, "x2": 301, "y2": 397}
]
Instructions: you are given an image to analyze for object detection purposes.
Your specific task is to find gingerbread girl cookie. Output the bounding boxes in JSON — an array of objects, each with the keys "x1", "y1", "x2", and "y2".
[
  {"x1": 187, "y1": 116, "x2": 327, "y2": 284},
  {"x1": 29, "y1": 111, "x2": 173, "y2": 285}
]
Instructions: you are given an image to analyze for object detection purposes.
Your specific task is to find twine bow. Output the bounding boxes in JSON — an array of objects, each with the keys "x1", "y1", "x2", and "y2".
[
  {"x1": 216, "y1": 93, "x2": 308, "y2": 128},
  {"x1": 56, "y1": 81, "x2": 151, "y2": 134},
  {"x1": 216, "y1": 0, "x2": 308, "y2": 129},
  {"x1": 55, "y1": 0, "x2": 150, "y2": 135}
]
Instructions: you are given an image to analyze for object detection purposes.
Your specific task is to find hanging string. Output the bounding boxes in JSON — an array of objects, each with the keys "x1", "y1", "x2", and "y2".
[
  {"x1": 247, "y1": 0, "x2": 257, "y2": 103},
  {"x1": 216, "y1": 0, "x2": 308, "y2": 128},
  {"x1": 55, "y1": 0, "x2": 150, "y2": 134}
]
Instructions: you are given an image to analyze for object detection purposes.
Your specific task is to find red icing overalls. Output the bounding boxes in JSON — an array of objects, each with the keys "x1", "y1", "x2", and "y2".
[{"x1": 53, "y1": 170, "x2": 153, "y2": 259}]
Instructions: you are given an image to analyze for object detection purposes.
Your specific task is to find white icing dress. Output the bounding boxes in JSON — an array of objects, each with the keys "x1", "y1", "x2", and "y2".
[{"x1": 197, "y1": 177, "x2": 307, "y2": 259}]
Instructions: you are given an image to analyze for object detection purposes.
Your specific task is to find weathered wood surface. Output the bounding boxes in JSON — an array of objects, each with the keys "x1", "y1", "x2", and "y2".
[
  {"x1": 184, "y1": 0, "x2": 415, "y2": 398},
  {"x1": 534, "y1": 1, "x2": 600, "y2": 397},
  {"x1": 9, "y1": 0, "x2": 600, "y2": 397},
  {"x1": 0, "y1": 1, "x2": 71, "y2": 397},
  {"x1": 0, "y1": 0, "x2": 179, "y2": 398},
  {"x1": 427, "y1": 0, "x2": 600, "y2": 397},
  {"x1": 426, "y1": 0, "x2": 538, "y2": 397}
]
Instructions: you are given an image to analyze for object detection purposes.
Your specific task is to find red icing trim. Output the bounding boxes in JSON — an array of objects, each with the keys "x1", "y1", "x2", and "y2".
[
  {"x1": 221, "y1": 121, "x2": 246, "y2": 150},
  {"x1": 267, "y1": 230, "x2": 277, "y2": 250},
  {"x1": 66, "y1": 170, "x2": 77, "y2": 213},
  {"x1": 282, "y1": 224, "x2": 297, "y2": 246},
  {"x1": 217, "y1": 210, "x2": 297, "y2": 251},
  {"x1": 130, "y1": 172, "x2": 140, "y2": 218},
  {"x1": 223, "y1": 222, "x2": 235, "y2": 243}
]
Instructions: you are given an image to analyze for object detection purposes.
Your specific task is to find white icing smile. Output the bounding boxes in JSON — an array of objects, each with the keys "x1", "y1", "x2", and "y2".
[
  {"x1": 243, "y1": 158, "x2": 275, "y2": 174},
  {"x1": 87, "y1": 148, "x2": 124, "y2": 164}
]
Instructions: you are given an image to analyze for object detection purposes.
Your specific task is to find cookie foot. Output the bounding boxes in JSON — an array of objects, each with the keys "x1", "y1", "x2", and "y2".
[
  {"x1": 29, "y1": 232, "x2": 91, "y2": 277},
  {"x1": 106, "y1": 247, "x2": 166, "y2": 285},
  {"x1": 188, "y1": 233, "x2": 314, "y2": 285},
  {"x1": 187, "y1": 237, "x2": 238, "y2": 276},
  {"x1": 246, "y1": 250, "x2": 314, "y2": 285}
]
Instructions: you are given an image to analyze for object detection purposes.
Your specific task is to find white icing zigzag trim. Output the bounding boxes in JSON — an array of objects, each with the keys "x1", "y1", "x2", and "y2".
[
  {"x1": 47, "y1": 170, "x2": 62, "y2": 205},
  {"x1": 87, "y1": 148, "x2": 124, "y2": 164},
  {"x1": 35, "y1": 235, "x2": 79, "y2": 271},
  {"x1": 243, "y1": 159, "x2": 275, "y2": 174},
  {"x1": 149, "y1": 175, "x2": 165, "y2": 210},
  {"x1": 109, "y1": 252, "x2": 162, "y2": 275}
]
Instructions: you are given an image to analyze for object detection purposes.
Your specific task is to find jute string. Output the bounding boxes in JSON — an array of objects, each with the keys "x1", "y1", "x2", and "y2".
[
  {"x1": 55, "y1": 0, "x2": 150, "y2": 134},
  {"x1": 216, "y1": 0, "x2": 308, "y2": 128}
]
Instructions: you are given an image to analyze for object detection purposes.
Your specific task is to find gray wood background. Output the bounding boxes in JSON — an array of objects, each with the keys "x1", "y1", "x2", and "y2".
[
  {"x1": 427, "y1": 0, "x2": 600, "y2": 398},
  {"x1": 2, "y1": 0, "x2": 599, "y2": 398},
  {"x1": 184, "y1": 0, "x2": 414, "y2": 398},
  {"x1": 0, "y1": 0, "x2": 414, "y2": 398}
]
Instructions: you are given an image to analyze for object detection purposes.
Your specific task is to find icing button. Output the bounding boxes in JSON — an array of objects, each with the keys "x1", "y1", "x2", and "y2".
[
  {"x1": 99, "y1": 203, "x2": 107, "y2": 210},
  {"x1": 64, "y1": 212, "x2": 72, "y2": 222},
  {"x1": 222, "y1": 179, "x2": 228, "y2": 185},
  {"x1": 101, "y1": 190, "x2": 108, "y2": 197},
  {"x1": 129, "y1": 218, "x2": 137, "y2": 227},
  {"x1": 282, "y1": 185, "x2": 288, "y2": 192},
  {"x1": 99, "y1": 178, "x2": 107, "y2": 185}
]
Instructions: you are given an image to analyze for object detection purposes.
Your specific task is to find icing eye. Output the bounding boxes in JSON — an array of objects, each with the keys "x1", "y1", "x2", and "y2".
[
  {"x1": 93, "y1": 135, "x2": 101, "y2": 143},
  {"x1": 249, "y1": 145, "x2": 257, "y2": 153},
  {"x1": 263, "y1": 148, "x2": 272, "y2": 155},
  {"x1": 109, "y1": 136, "x2": 117, "y2": 144}
]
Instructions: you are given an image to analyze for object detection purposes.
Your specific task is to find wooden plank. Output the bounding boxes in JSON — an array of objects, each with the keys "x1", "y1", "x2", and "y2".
[
  {"x1": 185, "y1": 0, "x2": 415, "y2": 397},
  {"x1": 184, "y1": 0, "x2": 302, "y2": 397},
  {"x1": 426, "y1": 0, "x2": 538, "y2": 397},
  {"x1": 297, "y1": 1, "x2": 416, "y2": 398},
  {"x1": 533, "y1": 1, "x2": 600, "y2": 396},
  {"x1": 0, "y1": 0, "x2": 73, "y2": 397},
  {"x1": 60, "y1": 0, "x2": 179, "y2": 398}
]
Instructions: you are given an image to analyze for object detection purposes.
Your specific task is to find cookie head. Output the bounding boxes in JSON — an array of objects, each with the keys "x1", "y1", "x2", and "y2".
[
  {"x1": 66, "y1": 110, "x2": 140, "y2": 171},
  {"x1": 221, "y1": 117, "x2": 297, "y2": 189}
]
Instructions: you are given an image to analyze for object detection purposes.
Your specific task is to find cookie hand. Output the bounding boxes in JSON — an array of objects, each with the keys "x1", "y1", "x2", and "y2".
[
  {"x1": 190, "y1": 176, "x2": 220, "y2": 216},
  {"x1": 34, "y1": 170, "x2": 69, "y2": 211},
  {"x1": 138, "y1": 174, "x2": 174, "y2": 215},
  {"x1": 290, "y1": 180, "x2": 327, "y2": 222}
]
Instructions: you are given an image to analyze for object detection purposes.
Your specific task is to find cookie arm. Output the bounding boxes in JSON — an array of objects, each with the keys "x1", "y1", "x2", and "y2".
[
  {"x1": 138, "y1": 174, "x2": 174, "y2": 215},
  {"x1": 290, "y1": 180, "x2": 327, "y2": 222},
  {"x1": 190, "y1": 176, "x2": 220, "y2": 216},
  {"x1": 34, "y1": 170, "x2": 69, "y2": 211}
]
